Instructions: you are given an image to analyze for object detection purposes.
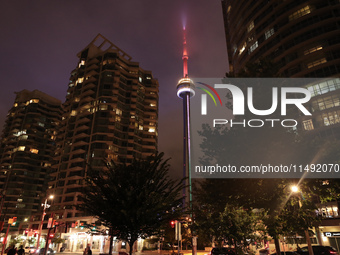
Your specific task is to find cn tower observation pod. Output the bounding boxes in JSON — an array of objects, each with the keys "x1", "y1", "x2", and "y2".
[{"x1": 177, "y1": 77, "x2": 195, "y2": 98}]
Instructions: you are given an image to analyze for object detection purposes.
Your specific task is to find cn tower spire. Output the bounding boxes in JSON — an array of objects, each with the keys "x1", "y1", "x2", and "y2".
[
  {"x1": 182, "y1": 27, "x2": 188, "y2": 78},
  {"x1": 176, "y1": 23, "x2": 197, "y2": 255},
  {"x1": 176, "y1": 24, "x2": 195, "y2": 207}
]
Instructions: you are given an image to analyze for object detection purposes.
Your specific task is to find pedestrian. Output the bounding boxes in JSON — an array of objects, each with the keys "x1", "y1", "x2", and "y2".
[
  {"x1": 17, "y1": 245, "x2": 25, "y2": 255},
  {"x1": 83, "y1": 244, "x2": 92, "y2": 255},
  {"x1": 7, "y1": 245, "x2": 17, "y2": 255}
]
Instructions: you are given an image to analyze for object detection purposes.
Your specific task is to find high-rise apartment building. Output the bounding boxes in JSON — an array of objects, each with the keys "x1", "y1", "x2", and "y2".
[
  {"x1": 221, "y1": 0, "x2": 340, "y2": 250},
  {"x1": 49, "y1": 34, "x2": 159, "y2": 228},
  {"x1": 0, "y1": 90, "x2": 62, "y2": 225},
  {"x1": 222, "y1": 0, "x2": 340, "y2": 136}
]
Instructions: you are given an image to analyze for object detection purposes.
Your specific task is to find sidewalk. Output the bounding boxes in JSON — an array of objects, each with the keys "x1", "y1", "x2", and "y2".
[{"x1": 55, "y1": 250, "x2": 208, "y2": 255}]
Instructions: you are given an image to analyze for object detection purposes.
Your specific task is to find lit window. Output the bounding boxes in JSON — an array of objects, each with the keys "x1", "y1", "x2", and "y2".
[
  {"x1": 239, "y1": 42, "x2": 246, "y2": 54},
  {"x1": 304, "y1": 45, "x2": 323, "y2": 55},
  {"x1": 19, "y1": 135, "x2": 28, "y2": 140},
  {"x1": 248, "y1": 41, "x2": 258, "y2": 54},
  {"x1": 116, "y1": 109, "x2": 122, "y2": 116},
  {"x1": 289, "y1": 5, "x2": 311, "y2": 21},
  {"x1": 99, "y1": 105, "x2": 108, "y2": 111},
  {"x1": 18, "y1": 146, "x2": 25, "y2": 151},
  {"x1": 115, "y1": 116, "x2": 121, "y2": 122},
  {"x1": 14, "y1": 103, "x2": 18, "y2": 107},
  {"x1": 30, "y1": 148, "x2": 39, "y2": 154},
  {"x1": 247, "y1": 21, "x2": 254, "y2": 32},
  {"x1": 306, "y1": 78, "x2": 340, "y2": 97},
  {"x1": 30, "y1": 99, "x2": 39, "y2": 104},
  {"x1": 139, "y1": 125, "x2": 143, "y2": 131},
  {"x1": 148, "y1": 128, "x2": 155, "y2": 133},
  {"x1": 108, "y1": 145, "x2": 119, "y2": 152},
  {"x1": 74, "y1": 97, "x2": 80, "y2": 102},
  {"x1": 307, "y1": 58, "x2": 327, "y2": 69},
  {"x1": 322, "y1": 180, "x2": 329, "y2": 185},
  {"x1": 76, "y1": 77, "x2": 84, "y2": 84},
  {"x1": 227, "y1": 5, "x2": 231, "y2": 13},
  {"x1": 38, "y1": 122, "x2": 45, "y2": 127},
  {"x1": 14, "y1": 130, "x2": 27, "y2": 137},
  {"x1": 322, "y1": 111, "x2": 340, "y2": 126},
  {"x1": 139, "y1": 77, "x2": 142, "y2": 83},
  {"x1": 150, "y1": 103, "x2": 156, "y2": 107},
  {"x1": 265, "y1": 28, "x2": 274, "y2": 39},
  {"x1": 78, "y1": 60, "x2": 86, "y2": 68},
  {"x1": 302, "y1": 120, "x2": 314, "y2": 131}
]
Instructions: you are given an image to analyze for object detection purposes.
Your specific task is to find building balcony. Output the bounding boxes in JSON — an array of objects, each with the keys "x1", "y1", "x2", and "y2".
[
  {"x1": 72, "y1": 140, "x2": 88, "y2": 147},
  {"x1": 76, "y1": 117, "x2": 91, "y2": 124},
  {"x1": 82, "y1": 82, "x2": 96, "y2": 90},
  {"x1": 73, "y1": 132, "x2": 89, "y2": 140},
  {"x1": 68, "y1": 157, "x2": 85, "y2": 164},
  {"x1": 81, "y1": 89, "x2": 95, "y2": 97}
]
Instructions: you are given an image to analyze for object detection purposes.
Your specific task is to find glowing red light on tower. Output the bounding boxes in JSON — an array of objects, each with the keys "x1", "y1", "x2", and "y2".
[{"x1": 182, "y1": 27, "x2": 188, "y2": 78}]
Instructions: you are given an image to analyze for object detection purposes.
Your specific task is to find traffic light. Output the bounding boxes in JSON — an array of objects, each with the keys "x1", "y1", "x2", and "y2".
[
  {"x1": 47, "y1": 218, "x2": 53, "y2": 228},
  {"x1": 170, "y1": 220, "x2": 176, "y2": 228},
  {"x1": 12, "y1": 217, "x2": 17, "y2": 226}
]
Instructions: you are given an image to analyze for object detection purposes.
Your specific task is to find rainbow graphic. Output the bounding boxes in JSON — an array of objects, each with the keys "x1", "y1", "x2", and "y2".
[{"x1": 196, "y1": 82, "x2": 223, "y2": 106}]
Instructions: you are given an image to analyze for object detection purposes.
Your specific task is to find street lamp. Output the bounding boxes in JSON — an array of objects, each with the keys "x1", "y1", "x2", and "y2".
[
  {"x1": 291, "y1": 185, "x2": 299, "y2": 193},
  {"x1": 36, "y1": 195, "x2": 54, "y2": 250},
  {"x1": 291, "y1": 185, "x2": 314, "y2": 255}
]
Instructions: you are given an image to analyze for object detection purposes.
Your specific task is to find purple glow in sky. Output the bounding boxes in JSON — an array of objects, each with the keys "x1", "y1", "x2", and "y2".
[{"x1": 0, "y1": 0, "x2": 228, "y2": 178}]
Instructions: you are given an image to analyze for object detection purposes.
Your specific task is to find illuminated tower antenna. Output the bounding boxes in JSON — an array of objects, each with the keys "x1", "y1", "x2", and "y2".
[
  {"x1": 182, "y1": 27, "x2": 188, "y2": 77},
  {"x1": 176, "y1": 26, "x2": 195, "y2": 209}
]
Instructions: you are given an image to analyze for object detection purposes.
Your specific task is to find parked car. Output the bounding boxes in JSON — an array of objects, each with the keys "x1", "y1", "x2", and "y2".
[
  {"x1": 25, "y1": 246, "x2": 37, "y2": 254},
  {"x1": 295, "y1": 246, "x2": 338, "y2": 255},
  {"x1": 33, "y1": 248, "x2": 56, "y2": 255},
  {"x1": 270, "y1": 252, "x2": 298, "y2": 255},
  {"x1": 210, "y1": 247, "x2": 236, "y2": 255}
]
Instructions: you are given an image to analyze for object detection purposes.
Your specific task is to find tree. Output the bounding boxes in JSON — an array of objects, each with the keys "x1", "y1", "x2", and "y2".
[
  {"x1": 194, "y1": 203, "x2": 266, "y2": 255},
  {"x1": 51, "y1": 234, "x2": 65, "y2": 245},
  {"x1": 79, "y1": 153, "x2": 184, "y2": 255},
  {"x1": 27, "y1": 237, "x2": 36, "y2": 247},
  {"x1": 9, "y1": 235, "x2": 25, "y2": 247}
]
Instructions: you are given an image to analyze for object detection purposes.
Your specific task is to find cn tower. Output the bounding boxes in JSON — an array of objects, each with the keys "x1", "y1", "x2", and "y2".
[{"x1": 176, "y1": 26, "x2": 195, "y2": 209}]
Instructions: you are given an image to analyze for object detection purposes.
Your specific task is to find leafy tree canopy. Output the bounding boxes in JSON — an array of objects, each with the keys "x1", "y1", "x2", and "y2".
[{"x1": 79, "y1": 152, "x2": 184, "y2": 255}]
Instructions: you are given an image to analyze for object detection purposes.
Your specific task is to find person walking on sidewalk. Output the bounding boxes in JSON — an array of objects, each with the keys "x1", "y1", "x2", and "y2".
[
  {"x1": 83, "y1": 244, "x2": 92, "y2": 255},
  {"x1": 17, "y1": 245, "x2": 25, "y2": 255}
]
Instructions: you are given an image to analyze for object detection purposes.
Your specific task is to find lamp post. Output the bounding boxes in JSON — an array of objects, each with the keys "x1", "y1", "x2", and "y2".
[
  {"x1": 291, "y1": 185, "x2": 314, "y2": 255},
  {"x1": 36, "y1": 195, "x2": 54, "y2": 250}
]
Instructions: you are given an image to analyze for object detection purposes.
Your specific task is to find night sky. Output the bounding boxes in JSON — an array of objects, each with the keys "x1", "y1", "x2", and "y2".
[{"x1": 0, "y1": 1, "x2": 228, "y2": 178}]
